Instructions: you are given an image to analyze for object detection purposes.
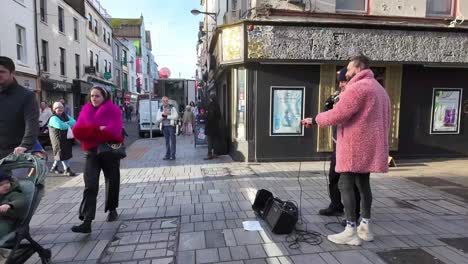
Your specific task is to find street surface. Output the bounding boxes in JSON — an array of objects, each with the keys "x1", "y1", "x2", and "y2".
[{"x1": 23, "y1": 133, "x2": 468, "y2": 264}]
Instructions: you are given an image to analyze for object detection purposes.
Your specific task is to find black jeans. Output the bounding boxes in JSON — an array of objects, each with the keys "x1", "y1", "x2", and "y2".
[
  {"x1": 207, "y1": 135, "x2": 215, "y2": 155},
  {"x1": 328, "y1": 152, "x2": 361, "y2": 217},
  {"x1": 79, "y1": 150, "x2": 121, "y2": 221},
  {"x1": 339, "y1": 172, "x2": 372, "y2": 222}
]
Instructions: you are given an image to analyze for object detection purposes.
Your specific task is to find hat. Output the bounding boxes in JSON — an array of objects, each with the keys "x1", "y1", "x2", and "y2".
[
  {"x1": 53, "y1": 102, "x2": 64, "y2": 111},
  {"x1": 337, "y1": 68, "x2": 347, "y2": 82},
  {"x1": 0, "y1": 169, "x2": 12, "y2": 182}
]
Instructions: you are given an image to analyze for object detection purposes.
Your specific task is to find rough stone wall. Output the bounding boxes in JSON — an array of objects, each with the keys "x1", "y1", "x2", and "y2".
[
  {"x1": 247, "y1": 25, "x2": 468, "y2": 63},
  {"x1": 260, "y1": 0, "x2": 335, "y2": 13},
  {"x1": 460, "y1": 0, "x2": 468, "y2": 18},
  {"x1": 370, "y1": 0, "x2": 426, "y2": 17}
]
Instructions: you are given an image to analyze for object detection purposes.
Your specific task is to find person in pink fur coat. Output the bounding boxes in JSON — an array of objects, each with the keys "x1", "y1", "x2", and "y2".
[
  {"x1": 303, "y1": 55, "x2": 391, "y2": 246},
  {"x1": 71, "y1": 86, "x2": 124, "y2": 233}
]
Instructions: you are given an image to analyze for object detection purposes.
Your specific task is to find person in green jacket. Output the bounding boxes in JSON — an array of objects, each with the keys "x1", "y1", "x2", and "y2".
[
  {"x1": 0, "y1": 170, "x2": 26, "y2": 238},
  {"x1": 48, "y1": 102, "x2": 76, "y2": 176}
]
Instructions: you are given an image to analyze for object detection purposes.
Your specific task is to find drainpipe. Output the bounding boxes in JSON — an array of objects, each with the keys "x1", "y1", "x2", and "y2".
[{"x1": 34, "y1": 0, "x2": 42, "y2": 101}]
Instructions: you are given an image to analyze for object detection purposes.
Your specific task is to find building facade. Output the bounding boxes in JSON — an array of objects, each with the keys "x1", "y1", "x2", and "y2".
[
  {"x1": 36, "y1": 0, "x2": 88, "y2": 116},
  {"x1": 199, "y1": 0, "x2": 468, "y2": 161},
  {"x1": 80, "y1": 0, "x2": 114, "y2": 102},
  {"x1": 117, "y1": 37, "x2": 138, "y2": 105},
  {"x1": 112, "y1": 37, "x2": 130, "y2": 106},
  {"x1": 0, "y1": 0, "x2": 38, "y2": 93}
]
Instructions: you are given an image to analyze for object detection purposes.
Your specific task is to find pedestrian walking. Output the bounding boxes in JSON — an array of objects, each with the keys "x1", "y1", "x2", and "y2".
[
  {"x1": 190, "y1": 101, "x2": 198, "y2": 118},
  {"x1": 204, "y1": 94, "x2": 221, "y2": 160},
  {"x1": 0, "y1": 56, "x2": 39, "y2": 159},
  {"x1": 38, "y1": 102, "x2": 53, "y2": 129},
  {"x1": 315, "y1": 68, "x2": 361, "y2": 227},
  {"x1": 304, "y1": 55, "x2": 391, "y2": 246},
  {"x1": 182, "y1": 105, "x2": 195, "y2": 136},
  {"x1": 71, "y1": 86, "x2": 124, "y2": 233},
  {"x1": 157, "y1": 96, "x2": 179, "y2": 160},
  {"x1": 48, "y1": 102, "x2": 77, "y2": 176}
]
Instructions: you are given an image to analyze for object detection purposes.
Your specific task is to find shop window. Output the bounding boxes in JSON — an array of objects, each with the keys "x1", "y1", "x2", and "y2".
[
  {"x1": 336, "y1": 0, "x2": 367, "y2": 13},
  {"x1": 427, "y1": 0, "x2": 453, "y2": 17},
  {"x1": 232, "y1": 68, "x2": 246, "y2": 141}
]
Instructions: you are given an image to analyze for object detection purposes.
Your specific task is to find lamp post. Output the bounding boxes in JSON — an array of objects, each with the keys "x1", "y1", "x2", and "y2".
[{"x1": 190, "y1": 9, "x2": 218, "y2": 22}]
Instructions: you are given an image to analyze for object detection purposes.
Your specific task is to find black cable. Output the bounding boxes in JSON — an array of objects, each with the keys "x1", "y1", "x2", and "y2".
[{"x1": 285, "y1": 162, "x2": 323, "y2": 249}]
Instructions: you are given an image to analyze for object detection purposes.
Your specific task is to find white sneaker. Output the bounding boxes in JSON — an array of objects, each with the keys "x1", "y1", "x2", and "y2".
[
  {"x1": 357, "y1": 221, "x2": 374, "y2": 242},
  {"x1": 327, "y1": 225, "x2": 362, "y2": 246}
]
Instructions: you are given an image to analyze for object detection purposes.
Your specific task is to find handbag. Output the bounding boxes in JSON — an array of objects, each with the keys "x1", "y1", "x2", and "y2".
[
  {"x1": 67, "y1": 127, "x2": 74, "y2": 139},
  {"x1": 97, "y1": 142, "x2": 127, "y2": 159}
]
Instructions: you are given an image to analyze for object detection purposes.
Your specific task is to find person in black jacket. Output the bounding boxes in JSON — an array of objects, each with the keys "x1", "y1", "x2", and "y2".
[
  {"x1": 204, "y1": 94, "x2": 221, "y2": 160},
  {"x1": 318, "y1": 68, "x2": 360, "y2": 226},
  {"x1": 0, "y1": 56, "x2": 39, "y2": 159}
]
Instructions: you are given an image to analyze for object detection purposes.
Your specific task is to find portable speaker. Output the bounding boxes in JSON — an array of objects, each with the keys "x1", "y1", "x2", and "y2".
[
  {"x1": 264, "y1": 198, "x2": 298, "y2": 234},
  {"x1": 252, "y1": 189, "x2": 273, "y2": 216}
]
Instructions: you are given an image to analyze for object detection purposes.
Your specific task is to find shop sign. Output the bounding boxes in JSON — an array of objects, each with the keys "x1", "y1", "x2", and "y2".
[
  {"x1": 430, "y1": 88, "x2": 463, "y2": 134},
  {"x1": 270, "y1": 86, "x2": 305, "y2": 136}
]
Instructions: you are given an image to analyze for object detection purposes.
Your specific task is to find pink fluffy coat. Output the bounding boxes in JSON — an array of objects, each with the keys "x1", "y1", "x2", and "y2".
[
  {"x1": 73, "y1": 100, "x2": 123, "y2": 150},
  {"x1": 315, "y1": 69, "x2": 391, "y2": 173}
]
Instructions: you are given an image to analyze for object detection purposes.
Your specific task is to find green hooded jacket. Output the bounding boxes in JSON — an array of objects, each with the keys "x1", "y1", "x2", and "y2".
[{"x1": 0, "y1": 179, "x2": 26, "y2": 236}]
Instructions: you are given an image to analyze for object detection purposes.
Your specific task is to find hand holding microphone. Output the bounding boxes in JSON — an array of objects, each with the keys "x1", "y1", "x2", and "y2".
[{"x1": 301, "y1": 117, "x2": 315, "y2": 128}]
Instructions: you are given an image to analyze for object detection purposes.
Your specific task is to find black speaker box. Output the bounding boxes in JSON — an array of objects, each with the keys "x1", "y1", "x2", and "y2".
[
  {"x1": 263, "y1": 198, "x2": 298, "y2": 234},
  {"x1": 252, "y1": 189, "x2": 273, "y2": 216}
]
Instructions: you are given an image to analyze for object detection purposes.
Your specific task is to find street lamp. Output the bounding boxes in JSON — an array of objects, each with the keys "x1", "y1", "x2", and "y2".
[{"x1": 190, "y1": 9, "x2": 217, "y2": 22}]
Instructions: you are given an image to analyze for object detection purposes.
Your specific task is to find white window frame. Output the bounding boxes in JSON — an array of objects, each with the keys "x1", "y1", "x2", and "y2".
[
  {"x1": 40, "y1": 0, "x2": 47, "y2": 22},
  {"x1": 336, "y1": 0, "x2": 368, "y2": 13},
  {"x1": 41, "y1": 39, "x2": 49, "y2": 72},
  {"x1": 59, "y1": 47, "x2": 66, "y2": 76},
  {"x1": 16, "y1": 25, "x2": 27, "y2": 64},
  {"x1": 58, "y1": 6, "x2": 65, "y2": 33},
  {"x1": 426, "y1": 0, "x2": 454, "y2": 17},
  {"x1": 73, "y1": 18, "x2": 79, "y2": 41}
]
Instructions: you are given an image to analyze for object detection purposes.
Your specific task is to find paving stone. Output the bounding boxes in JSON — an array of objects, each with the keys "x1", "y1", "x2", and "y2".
[
  {"x1": 233, "y1": 229, "x2": 263, "y2": 245},
  {"x1": 178, "y1": 250, "x2": 195, "y2": 264},
  {"x1": 332, "y1": 250, "x2": 375, "y2": 264},
  {"x1": 219, "y1": 247, "x2": 232, "y2": 262},
  {"x1": 262, "y1": 243, "x2": 289, "y2": 257},
  {"x1": 229, "y1": 245, "x2": 250, "y2": 260},
  {"x1": 290, "y1": 253, "x2": 327, "y2": 264},
  {"x1": 206, "y1": 230, "x2": 227, "y2": 248},
  {"x1": 247, "y1": 244, "x2": 268, "y2": 259},
  {"x1": 196, "y1": 248, "x2": 220, "y2": 263},
  {"x1": 179, "y1": 231, "x2": 206, "y2": 251}
]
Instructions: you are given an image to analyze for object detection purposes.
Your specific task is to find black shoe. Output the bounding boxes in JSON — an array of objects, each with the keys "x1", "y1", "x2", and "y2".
[
  {"x1": 163, "y1": 157, "x2": 170, "y2": 160},
  {"x1": 71, "y1": 221, "x2": 92, "y2": 233},
  {"x1": 50, "y1": 166, "x2": 63, "y2": 174},
  {"x1": 170, "y1": 157, "x2": 176, "y2": 160},
  {"x1": 341, "y1": 219, "x2": 347, "y2": 227},
  {"x1": 107, "y1": 210, "x2": 118, "y2": 222},
  {"x1": 64, "y1": 168, "x2": 76, "y2": 176},
  {"x1": 318, "y1": 207, "x2": 344, "y2": 216}
]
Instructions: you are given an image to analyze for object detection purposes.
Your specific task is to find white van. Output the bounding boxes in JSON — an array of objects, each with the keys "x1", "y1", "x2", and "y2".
[{"x1": 138, "y1": 98, "x2": 180, "y2": 137}]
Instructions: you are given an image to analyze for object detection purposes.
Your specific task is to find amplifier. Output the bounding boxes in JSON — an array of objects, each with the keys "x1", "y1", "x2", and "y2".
[{"x1": 264, "y1": 198, "x2": 298, "y2": 234}]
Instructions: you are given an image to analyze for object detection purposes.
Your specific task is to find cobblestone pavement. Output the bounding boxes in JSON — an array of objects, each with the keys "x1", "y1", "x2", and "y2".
[{"x1": 23, "y1": 135, "x2": 468, "y2": 264}]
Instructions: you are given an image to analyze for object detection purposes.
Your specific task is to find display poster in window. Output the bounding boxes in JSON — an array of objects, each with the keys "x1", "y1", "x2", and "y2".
[
  {"x1": 270, "y1": 86, "x2": 305, "y2": 136},
  {"x1": 430, "y1": 88, "x2": 463, "y2": 134}
]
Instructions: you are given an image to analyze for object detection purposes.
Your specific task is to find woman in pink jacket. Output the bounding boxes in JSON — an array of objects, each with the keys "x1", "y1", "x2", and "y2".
[
  {"x1": 304, "y1": 55, "x2": 390, "y2": 246},
  {"x1": 71, "y1": 86, "x2": 124, "y2": 233}
]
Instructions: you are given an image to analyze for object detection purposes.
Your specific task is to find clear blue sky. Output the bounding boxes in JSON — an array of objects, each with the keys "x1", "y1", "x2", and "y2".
[{"x1": 100, "y1": 0, "x2": 201, "y2": 79}]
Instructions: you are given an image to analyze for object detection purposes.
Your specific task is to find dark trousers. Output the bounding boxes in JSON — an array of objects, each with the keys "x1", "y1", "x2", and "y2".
[
  {"x1": 79, "y1": 151, "x2": 120, "y2": 221},
  {"x1": 163, "y1": 126, "x2": 176, "y2": 158},
  {"x1": 328, "y1": 152, "x2": 361, "y2": 217},
  {"x1": 339, "y1": 172, "x2": 372, "y2": 222},
  {"x1": 207, "y1": 135, "x2": 215, "y2": 155}
]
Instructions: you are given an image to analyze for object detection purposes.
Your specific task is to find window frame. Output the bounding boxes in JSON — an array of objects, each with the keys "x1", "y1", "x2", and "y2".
[
  {"x1": 16, "y1": 25, "x2": 26, "y2": 64},
  {"x1": 59, "y1": 47, "x2": 66, "y2": 76},
  {"x1": 335, "y1": 0, "x2": 368, "y2": 14},
  {"x1": 89, "y1": 50, "x2": 93, "y2": 67},
  {"x1": 103, "y1": 27, "x2": 107, "y2": 42},
  {"x1": 40, "y1": 0, "x2": 47, "y2": 22},
  {"x1": 94, "y1": 19, "x2": 98, "y2": 35},
  {"x1": 58, "y1": 6, "x2": 65, "y2": 33},
  {"x1": 41, "y1": 39, "x2": 49, "y2": 72},
  {"x1": 73, "y1": 18, "x2": 79, "y2": 41},
  {"x1": 75, "y1": 54, "x2": 80, "y2": 79},
  {"x1": 88, "y1": 14, "x2": 93, "y2": 30},
  {"x1": 95, "y1": 54, "x2": 99, "y2": 72},
  {"x1": 426, "y1": 0, "x2": 455, "y2": 17}
]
